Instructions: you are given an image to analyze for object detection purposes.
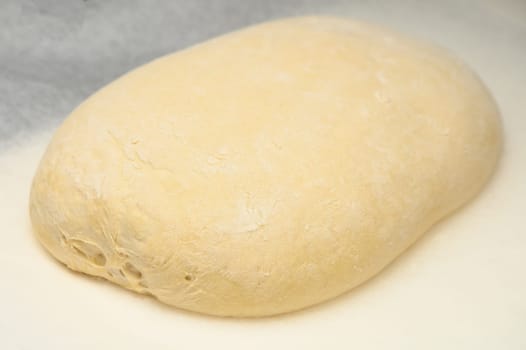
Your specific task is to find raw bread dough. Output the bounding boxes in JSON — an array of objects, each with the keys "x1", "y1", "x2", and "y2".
[{"x1": 29, "y1": 16, "x2": 501, "y2": 317}]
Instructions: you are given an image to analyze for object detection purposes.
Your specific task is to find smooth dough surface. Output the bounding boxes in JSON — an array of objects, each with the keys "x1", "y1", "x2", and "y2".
[{"x1": 29, "y1": 16, "x2": 501, "y2": 317}]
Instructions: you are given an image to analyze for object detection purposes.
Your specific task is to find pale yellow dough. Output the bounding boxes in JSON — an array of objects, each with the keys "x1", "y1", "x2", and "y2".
[{"x1": 30, "y1": 16, "x2": 501, "y2": 317}]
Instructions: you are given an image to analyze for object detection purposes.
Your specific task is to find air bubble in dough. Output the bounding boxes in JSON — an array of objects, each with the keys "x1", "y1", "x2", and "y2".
[{"x1": 30, "y1": 16, "x2": 501, "y2": 317}]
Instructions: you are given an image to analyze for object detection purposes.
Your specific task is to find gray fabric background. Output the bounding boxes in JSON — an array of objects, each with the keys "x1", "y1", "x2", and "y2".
[{"x1": 1, "y1": 0, "x2": 525, "y2": 149}]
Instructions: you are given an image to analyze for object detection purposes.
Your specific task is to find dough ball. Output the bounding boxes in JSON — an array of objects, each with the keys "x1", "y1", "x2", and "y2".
[{"x1": 29, "y1": 17, "x2": 501, "y2": 317}]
